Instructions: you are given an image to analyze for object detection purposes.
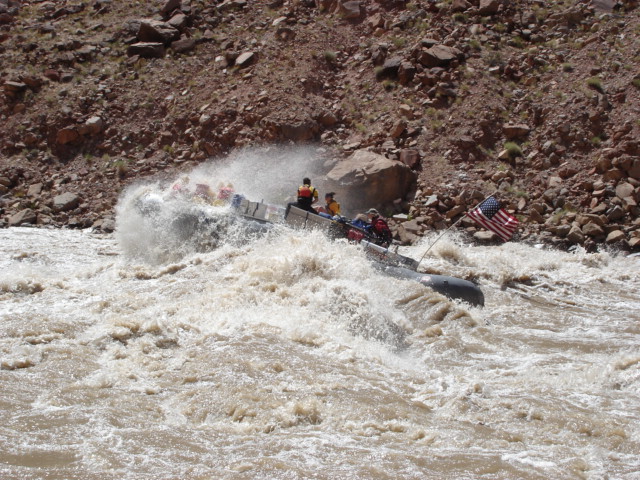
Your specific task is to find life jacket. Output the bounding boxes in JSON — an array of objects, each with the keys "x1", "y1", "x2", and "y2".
[
  {"x1": 326, "y1": 199, "x2": 340, "y2": 216},
  {"x1": 217, "y1": 186, "x2": 234, "y2": 200},
  {"x1": 297, "y1": 185, "x2": 316, "y2": 206},
  {"x1": 372, "y1": 217, "x2": 392, "y2": 242}
]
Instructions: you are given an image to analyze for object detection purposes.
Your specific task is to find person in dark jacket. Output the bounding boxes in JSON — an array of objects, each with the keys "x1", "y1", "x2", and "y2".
[{"x1": 366, "y1": 208, "x2": 392, "y2": 247}]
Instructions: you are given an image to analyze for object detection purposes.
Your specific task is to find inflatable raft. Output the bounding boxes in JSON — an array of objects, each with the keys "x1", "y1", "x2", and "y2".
[{"x1": 233, "y1": 197, "x2": 485, "y2": 307}]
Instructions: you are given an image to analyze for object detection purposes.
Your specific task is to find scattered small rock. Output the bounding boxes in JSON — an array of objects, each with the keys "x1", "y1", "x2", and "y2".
[{"x1": 53, "y1": 192, "x2": 81, "y2": 212}]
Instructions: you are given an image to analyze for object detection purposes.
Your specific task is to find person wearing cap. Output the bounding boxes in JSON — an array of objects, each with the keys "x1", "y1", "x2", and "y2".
[
  {"x1": 324, "y1": 192, "x2": 340, "y2": 217},
  {"x1": 366, "y1": 208, "x2": 392, "y2": 247}
]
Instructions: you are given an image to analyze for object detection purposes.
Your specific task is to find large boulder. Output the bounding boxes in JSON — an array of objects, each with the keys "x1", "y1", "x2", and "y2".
[
  {"x1": 582, "y1": 222, "x2": 605, "y2": 238},
  {"x1": 27, "y1": 183, "x2": 43, "y2": 197},
  {"x1": 615, "y1": 182, "x2": 635, "y2": 200},
  {"x1": 160, "y1": 0, "x2": 181, "y2": 17},
  {"x1": 8, "y1": 209, "x2": 37, "y2": 226},
  {"x1": 451, "y1": 0, "x2": 471, "y2": 11},
  {"x1": 217, "y1": 0, "x2": 247, "y2": 11},
  {"x1": 376, "y1": 56, "x2": 402, "y2": 79},
  {"x1": 503, "y1": 123, "x2": 531, "y2": 139},
  {"x1": 79, "y1": 116, "x2": 104, "y2": 135},
  {"x1": 235, "y1": 51, "x2": 256, "y2": 68},
  {"x1": 592, "y1": 0, "x2": 618, "y2": 12},
  {"x1": 56, "y1": 127, "x2": 80, "y2": 145},
  {"x1": 399, "y1": 149, "x2": 420, "y2": 169},
  {"x1": 338, "y1": 1, "x2": 362, "y2": 19},
  {"x1": 606, "y1": 230, "x2": 626, "y2": 244},
  {"x1": 171, "y1": 37, "x2": 196, "y2": 54},
  {"x1": 127, "y1": 42, "x2": 165, "y2": 58},
  {"x1": 167, "y1": 13, "x2": 188, "y2": 30},
  {"x1": 0, "y1": 12, "x2": 14, "y2": 24},
  {"x1": 278, "y1": 119, "x2": 319, "y2": 141},
  {"x1": 566, "y1": 224, "x2": 585, "y2": 244},
  {"x1": 326, "y1": 149, "x2": 417, "y2": 213},
  {"x1": 478, "y1": 0, "x2": 501, "y2": 15},
  {"x1": 417, "y1": 45, "x2": 463, "y2": 68},
  {"x1": 628, "y1": 158, "x2": 640, "y2": 179},
  {"x1": 137, "y1": 20, "x2": 180, "y2": 44},
  {"x1": 4, "y1": 81, "x2": 27, "y2": 98}
]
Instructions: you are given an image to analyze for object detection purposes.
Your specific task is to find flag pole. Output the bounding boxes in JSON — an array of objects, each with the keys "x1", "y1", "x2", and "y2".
[{"x1": 414, "y1": 192, "x2": 497, "y2": 271}]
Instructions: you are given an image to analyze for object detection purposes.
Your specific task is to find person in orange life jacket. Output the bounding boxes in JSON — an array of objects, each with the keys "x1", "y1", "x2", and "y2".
[
  {"x1": 297, "y1": 177, "x2": 319, "y2": 211},
  {"x1": 366, "y1": 208, "x2": 392, "y2": 247},
  {"x1": 286, "y1": 177, "x2": 319, "y2": 215}
]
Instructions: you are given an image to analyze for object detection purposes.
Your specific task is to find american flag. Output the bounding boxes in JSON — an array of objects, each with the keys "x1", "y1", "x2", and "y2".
[{"x1": 466, "y1": 196, "x2": 519, "y2": 242}]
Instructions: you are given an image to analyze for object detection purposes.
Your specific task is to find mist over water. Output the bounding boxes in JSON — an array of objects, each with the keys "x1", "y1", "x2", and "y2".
[
  {"x1": 116, "y1": 146, "x2": 334, "y2": 263},
  {"x1": 1, "y1": 148, "x2": 639, "y2": 479},
  {"x1": 160, "y1": 145, "x2": 329, "y2": 204}
]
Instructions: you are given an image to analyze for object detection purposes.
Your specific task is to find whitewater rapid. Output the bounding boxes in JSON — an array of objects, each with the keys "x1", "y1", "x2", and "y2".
[{"x1": 1, "y1": 219, "x2": 639, "y2": 479}]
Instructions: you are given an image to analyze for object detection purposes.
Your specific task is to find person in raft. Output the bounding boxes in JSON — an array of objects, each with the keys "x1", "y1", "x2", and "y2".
[
  {"x1": 317, "y1": 192, "x2": 341, "y2": 219},
  {"x1": 366, "y1": 208, "x2": 392, "y2": 247},
  {"x1": 286, "y1": 177, "x2": 319, "y2": 216}
]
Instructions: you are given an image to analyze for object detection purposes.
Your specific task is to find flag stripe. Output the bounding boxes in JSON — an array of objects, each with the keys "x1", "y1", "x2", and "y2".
[
  {"x1": 467, "y1": 210, "x2": 513, "y2": 241},
  {"x1": 466, "y1": 196, "x2": 519, "y2": 241}
]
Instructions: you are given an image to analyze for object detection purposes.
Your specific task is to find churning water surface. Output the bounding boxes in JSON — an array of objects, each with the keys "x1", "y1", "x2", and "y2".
[
  {"x1": 1, "y1": 221, "x2": 639, "y2": 479},
  {"x1": 1, "y1": 150, "x2": 640, "y2": 479}
]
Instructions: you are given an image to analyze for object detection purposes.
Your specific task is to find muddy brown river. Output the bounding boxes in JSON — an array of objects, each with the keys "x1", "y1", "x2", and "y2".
[{"x1": 2, "y1": 215, "x2": 638, "y2": 480}]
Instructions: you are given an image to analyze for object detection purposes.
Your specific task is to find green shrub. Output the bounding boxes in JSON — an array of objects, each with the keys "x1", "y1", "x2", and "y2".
[
  {"x1": 114, "y1": 160, "x2": 128, "y2": 179},
  {"x1": 453, "y1": 13, "x2": 468, "y2": 23},
  {"x1": 391, "y1": 37, "x2": 406, "y2": 48},
  {"x1": 533, "y1": 7, "x2": 548, "y2": 22},
  {"x1": 494, "y1": 23, "x2": 507, "y2": 33},
  {"x1": 468, "y1": 38, "x2": 481, "y2": 51},
  {"x1": 504, "y1": 142, "x2": 522, "y2": 158},
  {"x1": 484, "y1": 51, "x2": 504, "y2": 67},
  {"x1": 505, "y1": 186, "x2": 529, "y2": 199},
  {"x1": 382, "y1": 80, "x2": 396, "y2": 90},
  {"x1": 430, "y1": 119, "x2": 443, "y2": 130},
  {"x1": 323, "y1": 51, "x2": 337, "y2": 64},
  {"x1": 510, "y1": 36, "x2": 525, "y2": 49},
  {"x1": 586, "y1": 76, "x2": 604, "y2": 92}
]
